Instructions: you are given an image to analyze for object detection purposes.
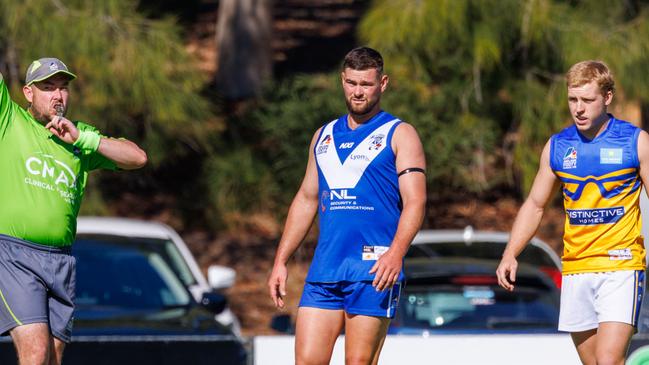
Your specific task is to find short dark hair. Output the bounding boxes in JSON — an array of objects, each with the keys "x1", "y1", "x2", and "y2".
[{"x1": 342, "y1": 47, "x2": 383, "y2": 74}]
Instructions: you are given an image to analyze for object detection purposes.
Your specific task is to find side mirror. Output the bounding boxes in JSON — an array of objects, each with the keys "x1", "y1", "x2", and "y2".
[
  {"x1": 200, "y1": 291, "x2": 227, "y2": 314},
  {"x1": 270, "y1": 314, "x2": 294, "y2": 334},
  {"x1": 207, "y1": 265, "x2": 236, "y2": 290}
]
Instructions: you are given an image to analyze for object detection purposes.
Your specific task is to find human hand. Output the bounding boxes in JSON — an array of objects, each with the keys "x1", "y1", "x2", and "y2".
[
  {"x1": 45, "y1": 116, "x2": 79, "y2": 145},
  {"x1": 496, "y1": 255, "x2": 518, "y2": 291},
  {"x1": 268, "y1": 264, "x2": 288, "y2": 309},
  {"x1": 369, "y1": 250, "x2": 402, "y2": 291}
]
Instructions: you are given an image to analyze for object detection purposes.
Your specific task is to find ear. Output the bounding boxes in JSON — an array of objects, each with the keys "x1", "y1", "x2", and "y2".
[
  {"x1": 380, "y1": 74, "x2": 389, "y2": 93},
  {"x1": 604, "y1": 90, "x2": 613, "y2": 106},
  {"x1": 23, "y1": 85, "x2": 33, "y2": 103}
]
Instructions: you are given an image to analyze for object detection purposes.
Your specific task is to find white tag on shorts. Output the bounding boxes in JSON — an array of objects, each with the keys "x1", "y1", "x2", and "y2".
[
  {"x1": 362, "y1": 245, "x2": 389, "y2": 260},
  {"x1": 608, "y1": 248, "x2": 632, "y2": 260}
]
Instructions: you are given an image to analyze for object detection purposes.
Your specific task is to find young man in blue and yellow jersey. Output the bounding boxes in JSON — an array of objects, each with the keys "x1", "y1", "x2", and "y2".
[
  {"x1": 0, "y1": 58, "x2": 147, "y2": 365},
  {"x1": 497, "y1": 60, "x2": 648, "y2": 365},
  {"x1": 267, "y1": 47, "x2": 427, "y2": 365}
]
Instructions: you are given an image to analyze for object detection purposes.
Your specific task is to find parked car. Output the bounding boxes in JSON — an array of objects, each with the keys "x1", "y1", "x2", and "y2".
[
  {"x1": 0, "y1": 230, "x2": 247, "y2": 365},
  {"x1": 76, "y1": 217, "x2": 242, "y2": 337},
  {"x1": 387, "y1": 227, "x2": 562, "y2": 335},
  {"x1": 389, "y1": 257, "x2": 560, "y2": 335},
  {"x1": 407, "y1": 226, "x2": 562, "y2": 288}
]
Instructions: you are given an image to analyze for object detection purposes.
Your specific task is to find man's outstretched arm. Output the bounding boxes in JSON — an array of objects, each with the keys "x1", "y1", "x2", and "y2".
[{"x1": 45, "y1": 115, "x2": 147, "y2": 169}]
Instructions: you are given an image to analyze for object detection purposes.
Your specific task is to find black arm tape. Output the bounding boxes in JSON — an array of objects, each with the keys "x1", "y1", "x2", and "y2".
[{"x1": 398, "y1": 167, "x2": 426, "y2": 177}]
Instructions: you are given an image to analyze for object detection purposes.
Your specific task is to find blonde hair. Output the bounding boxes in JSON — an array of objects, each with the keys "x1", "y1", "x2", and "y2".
[{"x1": 566, "y1": 60, "x2": 615, "y2": 95}]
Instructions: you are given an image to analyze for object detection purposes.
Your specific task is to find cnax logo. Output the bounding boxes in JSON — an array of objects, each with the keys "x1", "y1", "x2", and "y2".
[{"x1": 25, "y1": 154, "x2": 77, "y2": 188}]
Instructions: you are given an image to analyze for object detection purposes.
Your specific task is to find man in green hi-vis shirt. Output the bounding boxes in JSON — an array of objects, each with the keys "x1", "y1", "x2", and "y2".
[{"x1": 0, "y1": 58, "x2": 147, "y2": 365}]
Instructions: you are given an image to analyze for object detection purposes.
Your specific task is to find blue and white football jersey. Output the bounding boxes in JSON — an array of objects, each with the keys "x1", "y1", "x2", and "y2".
[{"x1": 306, "y1": 110, "x2": 404, "y2": 282}]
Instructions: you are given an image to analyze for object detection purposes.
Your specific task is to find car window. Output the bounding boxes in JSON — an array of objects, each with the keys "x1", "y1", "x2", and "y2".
[
  {"x1": 396, "y1": 283, "x2": 559, "y2": 331},
  {"x1": 77, "y1": 234, "x2": 198, "y2": 287},
  {"x1": 74, "y1": 237, "x2": 191, "y2": 309},
  {"x1": 162, "y1": 239, "x2": 198, "y2": 287},
  {"x1": 407, "y1": 241, "x2": 558, "y2": 268}
]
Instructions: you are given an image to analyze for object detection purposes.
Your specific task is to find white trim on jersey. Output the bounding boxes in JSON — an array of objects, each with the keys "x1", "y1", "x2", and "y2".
[
  {"x1": 316, "y1": 119, "x2": 400, "y2": 189},
  {"x1": 387, "y1": 282, "x2": 402, "y2": 317}
]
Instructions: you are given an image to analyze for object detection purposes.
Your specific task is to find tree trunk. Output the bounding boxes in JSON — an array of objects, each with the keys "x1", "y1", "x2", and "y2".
[{"x1": 215, "y1": 0, "x2": 272, "y2": 99}]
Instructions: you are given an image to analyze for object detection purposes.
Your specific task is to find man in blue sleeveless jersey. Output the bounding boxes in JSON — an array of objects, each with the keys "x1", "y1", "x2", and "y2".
[
  {"x1": 496, "y1": 60, "x2": 649, "y2": 364},
  {"x1": 268, "y1": 47, "x2": 426, "y2": 364}
]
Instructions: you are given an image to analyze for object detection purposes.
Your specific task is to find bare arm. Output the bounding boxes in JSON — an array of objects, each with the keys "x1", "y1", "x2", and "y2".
[
  {"x1": 267, "y1": 129, "x2": 321, "y2": 308},
  {"x1": 496, "y1": 139, "x2": 559, "y2": 291},
  {"x1": 96, "y1": 137, "x2": 147, "y2": 170},
  {"x1": 45, "y1": 116, "x2": 147, "y2": 170},
  {"x1": 637, "y1": 131, "x2": 649, "y2": 198},
  {"x1": 370, "y1": 123, "x2": 427, "y2": 291}
]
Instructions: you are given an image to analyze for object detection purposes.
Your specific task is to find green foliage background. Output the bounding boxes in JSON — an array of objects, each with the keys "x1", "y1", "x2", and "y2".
[
  {"x1": 360, "y1": 0, "x2": 649, "y2": 193},
  {"x1": 4, "y1": 0, "x2": 649, "y2": 232},
  {"x1": 0, "y1": 0, "x2": 217, "y2": 224}
]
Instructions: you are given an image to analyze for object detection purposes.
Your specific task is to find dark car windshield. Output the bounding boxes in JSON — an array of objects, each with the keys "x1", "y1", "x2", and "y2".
[
  {"x1": 395, "y1": 281, "x2": 559, "y2": 332},
  {"x1": 407, "y1": 241, "x2": 558, "y2": 268},
  {"x1": 73, "y1": 237, "x2": 191, "y2": 310}
]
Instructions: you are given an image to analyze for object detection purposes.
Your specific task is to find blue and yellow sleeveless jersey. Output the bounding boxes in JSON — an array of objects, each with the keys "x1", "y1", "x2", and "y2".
[{"x1": 550, "y1": 115, "x2": 645, "y2": 274}]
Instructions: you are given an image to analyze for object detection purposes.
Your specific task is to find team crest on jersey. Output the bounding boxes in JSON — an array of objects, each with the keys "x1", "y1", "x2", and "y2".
[
  {"x1": 368, "y1": 134, "x2": 385, "y2": 150},
  {"x1": 316, "y1": 135, "x2": 332, "y2": 155},
  {"x1": 563, "y1": 147, "x2": 577, "y2": 169}
]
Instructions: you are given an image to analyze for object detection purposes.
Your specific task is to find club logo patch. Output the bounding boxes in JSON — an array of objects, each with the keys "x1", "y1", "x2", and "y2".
[
  {"x1": 316, "y1": 134, "x2": 332, "y2": 155},
  {"x1": 563, "y1": 147, "x2": 577, "y2": 169},
  {"x1": 368, "y1": 134, "x2": 385, "y2": 150}
]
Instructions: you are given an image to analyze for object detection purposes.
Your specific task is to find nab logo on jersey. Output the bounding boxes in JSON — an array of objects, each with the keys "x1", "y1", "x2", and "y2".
[
  {"x1": 339, "y1": 142, "x2": 354, "y2": 149},
  {"x1": 331, "y1": 189, "x2": 356, "y2": 200}
]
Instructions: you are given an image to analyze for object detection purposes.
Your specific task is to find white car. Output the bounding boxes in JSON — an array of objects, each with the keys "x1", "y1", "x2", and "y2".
[{"x1": 75, "y1": 216, "x2": 242, "y2": 337}]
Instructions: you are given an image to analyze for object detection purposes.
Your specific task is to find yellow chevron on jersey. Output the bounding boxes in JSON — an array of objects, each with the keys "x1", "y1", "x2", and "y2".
[{"x1": 550, "y1": 116, "x2": 645, "y2": 274}]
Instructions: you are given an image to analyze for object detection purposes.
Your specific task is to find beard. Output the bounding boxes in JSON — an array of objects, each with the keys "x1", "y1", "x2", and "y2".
[
  {"x1": 30, "y1": 103, "x2": 65, "y2": 124},
  {"x1": 345, "y1": 96, "x2": 379, "y2": 117},
  {"x1": 29, "y1": 105, "x2": 51, "y2": 124}
]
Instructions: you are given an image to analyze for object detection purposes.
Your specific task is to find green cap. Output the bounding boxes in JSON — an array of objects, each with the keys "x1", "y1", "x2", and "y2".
[{"x1": 25, "y1": 58, "x2": 76, "y2": 86}]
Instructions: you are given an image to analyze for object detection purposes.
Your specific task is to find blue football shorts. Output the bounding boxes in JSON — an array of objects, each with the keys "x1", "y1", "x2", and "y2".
[{"x1": 299, "y1": 281, "x2": 402, "y2": 318}]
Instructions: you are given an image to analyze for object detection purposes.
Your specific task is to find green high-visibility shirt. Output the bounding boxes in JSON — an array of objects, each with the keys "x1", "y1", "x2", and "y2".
[{"x1": 0, "y1": 72, "x2": 116, "y2": 246}]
